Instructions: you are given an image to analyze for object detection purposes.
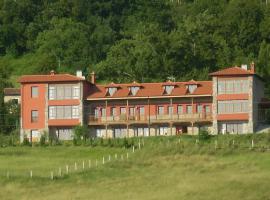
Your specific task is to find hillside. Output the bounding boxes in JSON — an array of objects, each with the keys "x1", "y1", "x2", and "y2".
[{"x1": 0, "y1": 0, "x2": 270, "y2": 88}]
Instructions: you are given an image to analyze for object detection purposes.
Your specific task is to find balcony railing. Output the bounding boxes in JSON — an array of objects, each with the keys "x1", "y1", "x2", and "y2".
[{"x1": 88, "y1": 113, "x2": 212, "y2": 124}]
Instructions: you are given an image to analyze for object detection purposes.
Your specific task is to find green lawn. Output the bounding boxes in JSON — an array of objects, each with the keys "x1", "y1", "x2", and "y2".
[{"x1": 0, "y1": 136, "x2": 270, "y2": 200}]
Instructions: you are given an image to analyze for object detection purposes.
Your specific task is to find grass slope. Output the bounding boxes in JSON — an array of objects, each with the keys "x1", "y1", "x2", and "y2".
[{"x1": 0, "y1": 136, "x2": 270, "y2": 200}]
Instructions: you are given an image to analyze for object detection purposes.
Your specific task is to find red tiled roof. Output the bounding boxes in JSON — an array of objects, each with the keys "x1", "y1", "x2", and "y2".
[
  {"x1": 4, "y1": 88, "x2": 20, "y2": 95},
  {"x1": 162, "y1": 80, "x2": 177, "y2": 86},
  {"x1": 87, "y1": 81, "x2": 212, "y2": 99},
  {"x1": 209, "y1": 66, "x2": 254, "y2": 76},
  {"x1": 18, "y1": 74, "x2": 84, "y2": 83}
]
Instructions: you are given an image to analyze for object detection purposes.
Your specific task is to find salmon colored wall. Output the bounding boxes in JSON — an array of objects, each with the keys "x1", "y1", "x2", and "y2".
[
  {"x1": 22, "y1": 83, "x2": 46, "y2": 129},
  {"x1": 217, "y1": 94, "x2": 249, "y2": 100},
  {"x1": 48, "y1": 119, "x2": 80, "y2": 126},
  {"x1": 48, "y1": 99, "x2": 80, "y2": 106},
  {"x1": 217, "y1": 113, "x2": 249, "y2": 121}
]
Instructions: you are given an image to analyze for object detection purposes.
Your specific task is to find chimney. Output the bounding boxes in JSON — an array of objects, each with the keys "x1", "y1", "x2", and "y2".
[
  {"x1": 50, "y1": 70, "x2": 55, "y2": 75},
  {"x1": 90, "y1": 71, "x2": 96, "y2": 84},
  {"x1": 76, "y1": 70, "x2": 85, "y2": 79},
  {"x1": 250, "y1": 61, "x2": 255, "y2": 73},
  {"x1": 241, "y1": 64, "x2": 248, "y2": 70}
]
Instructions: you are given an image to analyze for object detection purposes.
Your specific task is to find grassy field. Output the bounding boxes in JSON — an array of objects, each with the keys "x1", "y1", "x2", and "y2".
[{"x1": 0, "y1": 135, "x2": 270, "y2": 200}]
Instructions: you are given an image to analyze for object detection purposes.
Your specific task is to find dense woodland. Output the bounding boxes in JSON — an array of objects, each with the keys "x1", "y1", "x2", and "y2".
[{"x1": 1, "y1": 0, "x2": 270, "y2": 133}]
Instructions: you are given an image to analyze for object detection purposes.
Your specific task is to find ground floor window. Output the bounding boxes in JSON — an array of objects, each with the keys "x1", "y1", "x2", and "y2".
[
  {"x1": 30, "y1": 130, "x2": 40, "y2": 142},
  {"x1": 137, "y1": 127, "x2": 149, "y2": 137},
  {"x1": 158, "y1": 126, "x2": 168, "y2": 136},
  {"x1": 57, "y1": 128, "x2": 73, "y2": 140},
  {"x1": 96, "y1": 129, "x2": 106, "y2": 138},
  {"x1": 113, "y1": 128, "x2": 127, "y2": 138},
  {"x1": 218, "y1": 121, "x2": 246, "y2": 134}
]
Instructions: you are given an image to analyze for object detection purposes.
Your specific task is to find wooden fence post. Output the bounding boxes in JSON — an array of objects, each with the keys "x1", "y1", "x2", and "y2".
[
  {"x1": 108, "y1": 155, "x2": 111, "y2": 162},
  {"x1": 50, "y1": 171, "x2": 54, "y2": 180},
  {"x1": 75, "y1": 162, "x2": 77, "y2": 171},
  {"x1": 30, "y1": 170, "x2": 32, "y2": 179},
  {"x1": 132, "y1": 146, "x2": 135, "y2": 153},
  {"x1": 66, "y1": 165, "x2": 69, "y2": 174},
  {"x1": 82, "y1": 161, "x2": 85, "y2": 170},
  {"x1": 88, "y1": 160, "x2": 91, "y2": 168},
  {"x1": 126, "y1": 152, "x2": 129, "y2": 159},
  {"x1": 102, "y1": 156, "x2": 105, "y2": 164},
  {"x1": 215, "y1": 140, "x2": 218, "y2": 150},
  {"x1": 121, "y1": 154, "x2": 124, "y2": 160},
  {"x1": 58, "y1": 168, "x2": 62, "y2": 177},
  {"x1": 115, "y1": 154, "x2": 118, "y2": 159}
]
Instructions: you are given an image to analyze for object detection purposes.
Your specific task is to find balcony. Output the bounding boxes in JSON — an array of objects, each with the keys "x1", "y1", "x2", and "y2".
[{"x1": 88, "y1": 113, "x2": 212, "y2": 125}]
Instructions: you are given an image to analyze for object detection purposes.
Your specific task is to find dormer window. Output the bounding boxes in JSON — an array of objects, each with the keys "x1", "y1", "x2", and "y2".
[
  {"x1": 108, "y1": 87, "x2": 117, "y2": 96},
  {"x1": 186, "y1": 84, "x2": 197, "y2": 93},
  {"x1": 130, "y1": 86, "x2": 140, "y2": 96},
  {"x1": 105, "y1": 82, "x2": 119, "y2": 97},
  {"x1": 185, "y1": 80, "x2": 198, "y2": 94},
  {"x1": 162, "y1": 80, "x2": 176, "y2": 95},
  {"x1": 164, "y1": 85, "x2": 174, "y2": 95}
]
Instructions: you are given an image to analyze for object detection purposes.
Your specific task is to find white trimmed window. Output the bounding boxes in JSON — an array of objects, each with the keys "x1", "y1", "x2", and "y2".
[
  {"x1": 187, "y1": 105, "x2": 192, "y2": 114},
  {"x1": 164, "y1": 85, "x2": 174, "y2": 94},
  {"x1": 197, "y1": 105, "x2": 203, "y2": 113},
  {"x1": 130, "y1": 86, "x2": 140, "y2": 96},
  {"x1": 49, "y1": 86, "x2": 56, "y2": 100},
  {"x1": 108, "y1": 87, "x2": 117, "y2": 96},
  {"x1": 168, "y1": 106, "x2": 173, "y2": 115},
  {"x1": 72, "y1": 86, "x2": 80, "y2": 99},
  {"x1": 72, "y1": 106, "x2": 79, "y2": 119},
  {"x1": 177, "y1": 105, "x2": 183, "y2": 114},
  {"x1": 187, "y1": 85, "x2": 197, "y2": 93},
  {"x1": 158, "y1": 106, "x2": 164, "y2": 115},
  {"x1": 31, "y1": 86, "x2": 38, "y2": 98},
  {"x1": 49, "y1": 106, "x2": 56, "y2": 119}
]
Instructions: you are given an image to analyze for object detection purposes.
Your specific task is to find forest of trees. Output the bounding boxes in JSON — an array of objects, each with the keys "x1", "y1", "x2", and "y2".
[
  {"x1": 1, "y1": 0, "x2": 270, "y2": 133},
  {"x1": 1, "y1": 0, "x2": 270, "y2": 82}
]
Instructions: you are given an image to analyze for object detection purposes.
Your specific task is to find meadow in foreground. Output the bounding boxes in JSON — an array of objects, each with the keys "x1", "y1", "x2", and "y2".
[{"x1": 0, "y1": 135, "x2": 270, "y2": 200}]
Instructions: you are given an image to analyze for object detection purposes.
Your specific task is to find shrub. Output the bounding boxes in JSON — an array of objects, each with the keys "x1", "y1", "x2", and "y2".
[
  {"x1": 73, "y1": 125, "x2": 88, "y2": 145},
  {"x1": 198, "y1": 130, "x2": 211, "y2": 141}
]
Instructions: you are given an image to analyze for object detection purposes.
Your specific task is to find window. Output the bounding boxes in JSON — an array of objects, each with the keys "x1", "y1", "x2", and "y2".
[
  {"x1": 205, "y1": 105, "x2": 210, "y2": 113},
  {"x1": 164, "y1": 86, "x2": 174, "y2": 94},
  {"x1": 197, "y1": 105, "x2": 203, "y2": 113},
  {"x1": 31, "y1": 86, "x2": 38, "y2": 98},
  {"x1": 72, "y1": 106, "x2": 79, "y2": 119},
  {"x1": 72, "y1": 86, "x2": 80, "y2": 99},
  {"x1": 49, "y1": 106, "x2": 79, "y2": 119},
  {"x1": 168, "y1": 106, "x2": 173, "y2": 115},
  {"x1": 217, "y1": 79, "x2": 249, "y2": 94},
  {"x1": 130, "y1": 86, "x2": 140, "y2": 96},
  {"x1": 129, "y1": 107, "x2": 135, "y2": 116},
  {"x1": 218, "y1": 100, "x2": 249, "y2": 114},
  {"x1": 218, "y1": 122, "x2": 244, "y2": 134},
  {"x1": 138, "y1": 127, "x2": 149, "y2": 137},
  {"x1": 120, "y1": 107, "x2": 126, "y2": 115},
  {"x1": 186, "y1": 105, "x2": 192, "y2": 114},
  {"x1": 139, "y1": 107, "x2": 144, "y2": 115},
  {"x1": 30, "y1": 130, "x2": 40, "y2": 141},
  {"x1": 58, "y1": 129, "x2": 73, "y2": 140},
  {"x1": 64, "y1": 86, "x2": 72, "y2": 99},
  {"x1": 49, "y1": 106, "x2": 56, "y2": 119},
  {"x1": 114, "y1": 128, "x2": 126, "y2": 138},
  {"x1": 218, "y1": 80, "x2": 225, "y2": 94},
  {"x1": 101, "y1": 108, "x2": 106, "y2": 117},
  {"x1": 187, "y1": 85, "x2": 197, "y2": 93},
  {"x1": 49, "y1": 86, "x2": 56, "y2": 100},
  {"x1": 31, "y1": 110, "x2": 38, "y2": 122},
  {"x1": 177, "y1": 105, "x2": 183, "y2": 114},
  {"x1": 94, "y1": 108, "x2": 99, "y2": 118},
  {"x1": 64, "y1": 106, "x2": 72, "y2": 119},
  {"x1": 158, "y1": 106, "x2": 164, "y2": 115},
  {"x1": 108, "y1": 87, "x2": 117, "y2": 96},
  {"x1": 111, "y1": 107, "x2": 116, "y2": 116},
  {"x1": 158, "y1": 127, "x2": 168, "y2": 136}
]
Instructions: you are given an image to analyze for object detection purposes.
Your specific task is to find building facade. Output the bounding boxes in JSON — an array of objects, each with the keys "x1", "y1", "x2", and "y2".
[{"x1": 18, "y1": 64, "x2": 267, "y2": 141}]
